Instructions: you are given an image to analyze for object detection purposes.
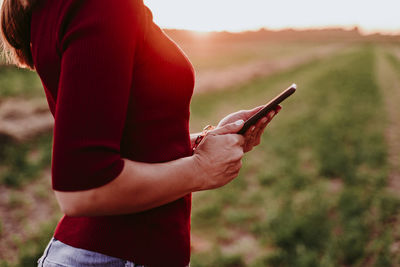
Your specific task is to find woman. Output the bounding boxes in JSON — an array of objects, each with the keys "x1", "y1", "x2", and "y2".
[{"x1": 0, "y1": 0, "x2": 280, "y2": 266}]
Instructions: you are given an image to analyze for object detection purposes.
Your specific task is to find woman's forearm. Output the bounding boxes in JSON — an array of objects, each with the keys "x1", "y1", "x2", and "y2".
[
  {"x1": 55, "y1": 156, "x2": 201, "y2": 217},
  {"x1": 55, "y1": 122, "x2": 246, "y2": 217}
]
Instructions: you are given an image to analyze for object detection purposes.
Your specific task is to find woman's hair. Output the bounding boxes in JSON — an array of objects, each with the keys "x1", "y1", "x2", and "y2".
[{"x1": 0, "y1": 0, "x2": 37, "y2": 69}]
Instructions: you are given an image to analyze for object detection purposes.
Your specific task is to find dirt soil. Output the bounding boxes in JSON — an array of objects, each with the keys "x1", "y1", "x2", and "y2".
[
  {"x1": 376, "y1": 50, "x2": 400, "y2": 192},
  {"x1": 0, "y1": 98, "x2": 53, "y2": 142}
]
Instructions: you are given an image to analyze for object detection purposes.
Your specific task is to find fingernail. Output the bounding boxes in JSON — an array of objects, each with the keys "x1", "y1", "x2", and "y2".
[
  {"x1": 261, "y1": 117, "x2": 268, "y2": 123},
  {"x1": 268, "y1": 112, "x2": 275, "y2": 119},
  {"x1": 235, "y1": 120, "x2": 244, "y2": 125},
  {"x1": 251, "y1": 126, "x2": 256, "y2": 132}
]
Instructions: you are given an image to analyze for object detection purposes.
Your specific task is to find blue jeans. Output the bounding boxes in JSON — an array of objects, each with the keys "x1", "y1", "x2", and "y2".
[{"x1": 37, "y1": 238, "x2": 145, "y2": 267}]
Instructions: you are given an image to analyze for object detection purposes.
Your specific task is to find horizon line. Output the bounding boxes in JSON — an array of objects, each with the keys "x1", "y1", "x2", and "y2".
[{"x1": 162, "y1": 25, "x2": 400, "y2": 37}]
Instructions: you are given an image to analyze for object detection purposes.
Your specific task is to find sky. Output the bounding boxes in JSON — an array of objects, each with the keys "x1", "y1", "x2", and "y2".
[{"x1": 144, "y1": 0, "x2": 400, "y2": 35}]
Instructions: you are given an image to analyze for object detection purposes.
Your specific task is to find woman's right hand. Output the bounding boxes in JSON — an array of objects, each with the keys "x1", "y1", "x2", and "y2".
[{"x1": 192, "y1": 120, "x2": 245, "y2": 191}]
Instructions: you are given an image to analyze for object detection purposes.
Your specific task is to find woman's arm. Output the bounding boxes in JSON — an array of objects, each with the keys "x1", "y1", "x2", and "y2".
[
  {"x1": 55, "y1": 156, "x2": 199, "y2": 216},
  {"x1": 55, "y1": 121, "x2": 245, "y2": 217}
]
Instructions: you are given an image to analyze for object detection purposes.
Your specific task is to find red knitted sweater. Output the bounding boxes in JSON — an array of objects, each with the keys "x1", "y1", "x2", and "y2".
[{"x1": 31, "y1": 0, "x2": 195, "y2": 266}]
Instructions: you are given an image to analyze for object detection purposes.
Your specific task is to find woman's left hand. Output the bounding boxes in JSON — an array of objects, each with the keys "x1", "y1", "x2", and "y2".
[{"x1": 217, "y1": 105, "x2": 281, "y2": 152}]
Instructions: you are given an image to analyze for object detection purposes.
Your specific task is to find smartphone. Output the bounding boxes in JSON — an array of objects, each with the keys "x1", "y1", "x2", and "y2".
[{"x1": 237, "y1": 83, "x2": 297, "y2": 135}]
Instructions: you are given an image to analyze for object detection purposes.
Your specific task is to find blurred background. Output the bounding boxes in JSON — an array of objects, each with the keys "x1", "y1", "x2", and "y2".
[{"x1": 1, "y1": 0, "x2": 400, "y2": 266}]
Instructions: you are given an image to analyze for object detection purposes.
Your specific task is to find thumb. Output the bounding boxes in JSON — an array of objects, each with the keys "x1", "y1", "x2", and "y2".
[{"x1": 211, "y1": 120, "x2": 244, "y2": 135}]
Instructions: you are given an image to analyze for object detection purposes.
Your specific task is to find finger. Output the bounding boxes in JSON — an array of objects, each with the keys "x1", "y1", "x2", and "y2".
[
  {"x1": 244, "y1": 143, "x2": 254, "y2": 153},
  {"x1": 251, "y1": 110, "x2": 273, "y2": 133},
  {"x1": 244, "y1": 125, "x2": 256, "y2": 142},
  {"x1": 224, "y1": 133, "x2": 246, "y2": 148},
  {"x1": 243, "y1": 107, "x2": 279, "y2": 149},
  {"x1": 231, "y1": 159, "x2": 243, "y2": 169},
  {"x1": 235, "y1": 105, "x2": 265, "y2": 122},
  {"x1": 251, "y1": 117, "x2": 268, "y2": 138},
  {"x1": 248, "y1": 105, "x2": 265, "y2": 115},
  {"x1": 243, "y1": 124, "x2": 255, "y2": 140},
  {"x1": 249, "y1": 125, "x2": 258, "y2": 143},
  {"x1": 248, "y1": 107, "x2": 280, "y2": 149},
  {"x1": 258, "y1": 116, "x2": 269, "y2": 126},
  {"x1": 244, "y1": 105, "x2": 264, "y2": 118},
  {"x1": 211, "y1": 120, "x2": 244, "y2": 135},
  {"x1": 249, "y1": 130, "x2": 262, "y2": 149},
  {"x1": 227, "y1": 160, "x2": 243, "y2": 174},
  {"x1": 267, "y1": 109, "x2": 277, "y2": 121},
  {"x1": 254, "y1": 116, "x2": 270, "y2": 140},
  {"x1": 248, "y1": 104, "x2": 280, "y2": 121},
  {"x1": 243, "y1": 141, "x2": 252, "y2": 152},
  {"x1": 255, "y1": 122, "x2": 266, "y2": 138},
  {"x1": 243, "y1": 125, "x2": 256, "y2": 147},
  {"x1": 248, "y1": 116, "x2": 269, "y2": 148}
]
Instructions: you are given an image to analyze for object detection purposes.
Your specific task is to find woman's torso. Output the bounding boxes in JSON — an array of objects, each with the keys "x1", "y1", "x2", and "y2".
[{"x1": 31, "y1": 0, "x2": 195, "y2": 266}]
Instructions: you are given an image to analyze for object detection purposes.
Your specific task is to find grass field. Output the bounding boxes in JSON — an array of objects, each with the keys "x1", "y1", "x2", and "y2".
[
  {"x1": 1, "y1": 33, "x2": 400, "y2": 266},
  {"x1": 0, "y1": 65, "x2": 43, "y2": 98},
  {"x1": 188, "y1": 44, "x2": 400, "y2": 266}
]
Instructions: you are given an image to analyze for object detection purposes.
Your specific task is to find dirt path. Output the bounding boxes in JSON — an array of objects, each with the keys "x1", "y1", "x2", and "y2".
[
  {"x1": 376, "y1": 50, "x2": 400, "y2": 192},
  {"x1": 194, "y1": 43, "x2": 347, "y2": 94},
  {"x1": 0, "y1": 98, "x2": 53, "y2": 142},
  {"x1": 0, "y1": 169, "x2": 59, "y2": 263}
]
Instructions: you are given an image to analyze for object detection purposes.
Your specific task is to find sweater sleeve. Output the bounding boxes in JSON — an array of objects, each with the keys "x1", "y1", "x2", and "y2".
[{"x1": 51, "y1": 0, "x2": 143, "y2": 191}]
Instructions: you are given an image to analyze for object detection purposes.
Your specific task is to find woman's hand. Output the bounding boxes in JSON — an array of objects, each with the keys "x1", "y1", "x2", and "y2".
[
  {"x1": 192, "y1": 120, "x2": 245, "y2": 191},
  {"x1": 217, "y1": 105, "x2": 281, "y2": 152}
]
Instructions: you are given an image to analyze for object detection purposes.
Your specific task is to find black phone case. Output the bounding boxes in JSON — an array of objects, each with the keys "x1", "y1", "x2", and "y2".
[{"x1": 237, "y1": 84, "x2": 296, "y2": 135}]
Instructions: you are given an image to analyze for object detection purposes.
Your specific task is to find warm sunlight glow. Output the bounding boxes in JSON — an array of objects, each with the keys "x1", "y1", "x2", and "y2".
[
  {"x1": 144, "y1": 0, "x2": 400, "y2": 34},
  {"x1": 190, "y1": 31, "x2": 212, "y2": 40}
]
